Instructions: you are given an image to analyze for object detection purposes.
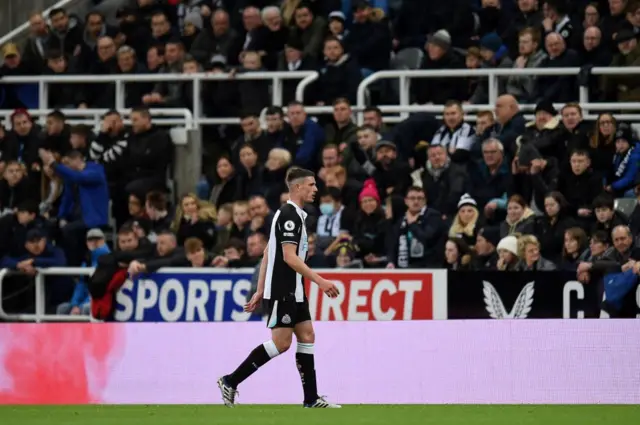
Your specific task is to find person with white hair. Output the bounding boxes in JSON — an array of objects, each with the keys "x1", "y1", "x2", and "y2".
[{"x1": 247, "y1": 5, "x2": 288, "y2": 70}]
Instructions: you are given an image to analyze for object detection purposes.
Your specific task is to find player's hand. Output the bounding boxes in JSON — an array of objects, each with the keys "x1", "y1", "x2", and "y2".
[
  {"x1": 317, "y1": 278, "x2": 339, "y2": 298},
  {"x1": 244, "y1": 292, "x2": 263, "y2": 312}
]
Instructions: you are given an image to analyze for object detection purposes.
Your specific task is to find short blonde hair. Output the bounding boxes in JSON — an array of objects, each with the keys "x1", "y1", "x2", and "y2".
[
  {"x1": 268, "y1": 148, "x2": 292, "y2": 166},
  {"x1": 517, "y1": 235, "x2": 539, "y2": 258}
]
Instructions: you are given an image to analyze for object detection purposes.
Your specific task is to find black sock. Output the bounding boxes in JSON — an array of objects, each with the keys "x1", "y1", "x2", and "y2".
[
  {"x1": 296, "y1": 343, "x2": 318, "y2": 404},
  {"x1": 226, "y1": 343, "x2": 274, "y2": 388}
]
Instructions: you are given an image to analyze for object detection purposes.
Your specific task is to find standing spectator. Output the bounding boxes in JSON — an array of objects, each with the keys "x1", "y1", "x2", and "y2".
[
  {"x1": 231, "y1": 111, "x2": 274, "y2": 164},
  {"x1": 89, "y1": 110, "x2": 128, "y2": 186},
  {"x1": 448, "y1": 194, "x2": 481, "y2": 246},
  {"x1": 190, "y1": 9, "x2": 239, "y2": 66},
  {"x1": 535, "y1": 32, "x2": 580, "y2": 103},
  {"x1": 315, "y1": 37, "x2": 362, "y2": 105},
  {"x1": 289, "y1": 3, "x2": 327, "y2": 60},
  {"x1": 172, "y1": 193, "x2": 217, "y2": 249},
  {"x1": 469, "y1": 32, "x2": 513, "y2": 105},
  {"x1": 277, "y1": 38, "x2": 317, "y2": 104},
  {"x1": 80, "y1": 36, "x2": 119, "y2": 108},
  {"x1": 57, "y1": 229, "x2": 110, "y2": 315},
  {"x1": 430, "y1": 101, "x2": 476, "y2": 163},
  {"x1": 324, "y1": 98, "x2": 358, "y2": 150},
  {"x1": 503, "y1": 0, "x2": 543, "y2": 57},
  {"x1": 499, "y1": 194, "x2": 535, "y2": 238},
  {"x1": 143, "y1": 39, "x2": 186, "y2": 106},
  {"x1": 558, "y1": 150, "x2": 603, "y2": 222},
  {"x1": 39, "y1": 149, "x2": 109, "y2": 266},
  {"x1": 493, "y1": 94, "x2": 526, "y2": 157},
  {"x1": 209, "y1": 156, "x2": 238, "y2": 209},
  {"x1": 605, "y1": 123, "x2": 640, "y2": 198},
  {"x1": 47, "y1": 7, "x2": 83, "y2": 58},
  {"x1": 534, "y1": 191, "x2": 576, "y2": 262},
  {"x1": 343, "y1": 0, "x2": 392, "y2": 73},
  {"x1": 42, "y1": 110, "x2": 71, "y2": 156},
  {"x1": 235, "y1": 51, "x2": 271, "y2": 112},
  {"x1": 414, "y1": 30, "x2": 465, "y2": 105},
  {"x1": 505, "y1": 27, "x2": 547, "y2": 103},
  {"x1": 282, "y1": 101, "x2": 325, "y2": 169},
  {"x1": 248, "y1": 6, "x2": 288, "y2": 71},
  {"x1": 542, "y1": 0, "x2": 578, "y2": 49},
  {"x1": 387, "y1": 186, "x2": 446, "y2": 268},
  {"x1": 77, "y1": 11, "x2": 118, "y2": 73},
  {"x1": 588, "y1": 113, "x2": 618, "y2": 175},
  {"x1": 601, "y1": 26, "x2": 640, "y2": 102},
  {"x1": 44, "y1": 50, "x2": 81, "y2": 108},
  {"x1": 418, "y1": 145, "x2": 467, "y2": 219},
  {"x1": 22, "y1": 12, "x2": 51, "y2": 72},
  {"x1": 372, "y1": 140, "x2": 412, "y2": 203}
]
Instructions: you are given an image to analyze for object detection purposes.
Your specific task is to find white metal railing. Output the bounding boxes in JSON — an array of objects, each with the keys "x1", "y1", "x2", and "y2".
[{"x1": 0, "y1": 0, "x2": 78, "y2": 46}]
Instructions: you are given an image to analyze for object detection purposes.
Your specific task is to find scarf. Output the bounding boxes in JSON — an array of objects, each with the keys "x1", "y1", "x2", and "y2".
[
  {"x1": 396, "y1": 207, "x2": 427, "y2": 268},
  {"x1": 614, "y1": 146, "x2": 634, "y2": 178},
  {"x1": 425, "y1": 157, "x2": 451, "y2": 181}
]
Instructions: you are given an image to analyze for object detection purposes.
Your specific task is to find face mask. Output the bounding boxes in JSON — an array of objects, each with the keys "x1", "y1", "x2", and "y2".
[{"x1": 320, "y1": 203, "x2": 334, "y2": 215}]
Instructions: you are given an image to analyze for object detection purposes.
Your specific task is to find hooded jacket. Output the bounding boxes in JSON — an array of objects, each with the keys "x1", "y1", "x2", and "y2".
[
  {"x1": 56, "y1": 161, "x2": 109, "y2": 228},
  {"x1": 70, "y1": 244, "x2": 111, "y2": 307}
]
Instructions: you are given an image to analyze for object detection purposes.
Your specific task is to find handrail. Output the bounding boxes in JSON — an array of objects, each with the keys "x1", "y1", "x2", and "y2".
[
  {"x1": 0, "y1": 0, "x2": 77, "y2": 46},
  {"x1": 296, "y1": 72, "x2": 320, "y2": 102}
]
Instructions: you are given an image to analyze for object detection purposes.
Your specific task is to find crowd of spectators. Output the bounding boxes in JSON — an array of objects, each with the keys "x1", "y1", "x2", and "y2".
[{"x1": 1, "y1": 0, "x2": 640, "y2": 318}]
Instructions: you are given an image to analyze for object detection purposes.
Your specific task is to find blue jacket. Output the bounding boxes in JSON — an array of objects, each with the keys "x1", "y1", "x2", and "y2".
[
  {"x1": 295, "y1": 118, "x2": 325, "y2": 169},
  {"x1": 0, "y1": 243, "x2": 67, "y2": 269},
  {"x1": 56, "y1": 162, "x2": 109, "y2": 227},
  {"x1": 610, "y1": 144, "x2": 640, "y2": 193},
  {"x1": 70, "y1": 244, "x2": 110, "y2": 307}
]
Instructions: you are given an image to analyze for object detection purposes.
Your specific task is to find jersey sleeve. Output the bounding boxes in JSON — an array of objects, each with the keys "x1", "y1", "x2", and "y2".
[{"x1": 276, "y1": 207, "x2": 303, "y2": 245}]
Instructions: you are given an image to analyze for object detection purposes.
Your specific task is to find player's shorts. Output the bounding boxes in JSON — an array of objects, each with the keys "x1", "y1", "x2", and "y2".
[{"x1": 264, "y1": 295, "x2": 311, "y2": 329}]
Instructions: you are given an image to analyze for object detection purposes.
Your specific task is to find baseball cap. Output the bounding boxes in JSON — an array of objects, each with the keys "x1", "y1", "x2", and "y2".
[
  {"x1": 86, "y1": 228, "x2": 106, "y2": 240},
  {"x1": 26, "y1": 228, "x2": 46, "y2": 242},
  {"x1": 2, "y1": 43, "x2": 19, "y2": 59}
]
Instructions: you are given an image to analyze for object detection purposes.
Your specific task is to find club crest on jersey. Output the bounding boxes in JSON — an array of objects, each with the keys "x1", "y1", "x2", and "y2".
[
  {"x1": 284, "y1": 220, "x2": 295, "y2": 231},
  {"x1": 282, "y1": 314, "x2": 291, "y2": 324}
]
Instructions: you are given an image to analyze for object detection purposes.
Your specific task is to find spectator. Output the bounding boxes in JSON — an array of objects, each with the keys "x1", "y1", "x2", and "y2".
[
  {"x1": 414, "y1": 30, "x2": 465, "y2": 105},
  {"x1": 235, "y1": 144, "x2": 264, "y2": 201},
  {"x1": 89, "y1": 110, "x2": 127, "y2": 186},
  {"x1": 581, "y1": 27, "x2": 612, "y2": 71},
  {"x1": 182, "y1": 11, "x2": 203, "y2": 52},
  {"x1": 324, "y1": 98, "x2": 358, "y2": 150},
  {"x1": 343, "y1": 0, "x2": 392, "y2": 73},
  {"x1": 469, "y1": 32, "x2": 513, "y2": 104},
  {"x1": 128, "y1": 231, "x2": 189, "y2": 276},
  {"x1": 44, "y1": 50, "x2": 81, "y2": 108},
  {"x1": 57, "y1": 228, "x2": 110, "y2": 316},
  {"x1": 278, "y1": 38, "x2": 317, "y2": 104},
  {"x1": 430, "y1": 101, "x2": 475, "y2": 163},
  {"x1": 145, "y1": 191, "x2": 172, "y2": 238},
  {"x1": 115, "y1": 46, "x2": 151, "y2": 108},
  {"x1": 351, "y1": 180, "x2": 387, "y2": 266},
  {"x1": 500, "y1": 194, "x2": 535, "y2": 238},
  {"x1": 0, "y1": 200, "x2": 47, "y2": 258},
  {"x1": 464, "y1": 47, "x2": 482, "y2": 100},
  {"x1": 40, "y1": 149, "x2": 109, "y2": 266},
  {"x1": 248, "y1": 6, "x2": 288, "y2": 71},
  {"x1": 210, "y1": 156, "x2": 238, "y2": 209},
  {"x1": 282, "y1": 101, "x2": 325, "y2": 169},
  {"x1": 512, "y1": 143, "x2": 559, "y2": 211},
  {"x1": 362, "y1": 106, "x2": 386, "y2": 137},
  {"x1": 493, "y1": 94, "x2": 526, "y2": 158},
  {"x1": 496, "y1": 235, "x2": 520, "y2": 270},
  {"x1": 80, "y1": 36, "x2": 119, "y2": 108},
  {"x1": 4, "y1": 109, "x2": 41, "y2": 170},
  {"x1": 372, "y1": 140, "x2": 412, "y2": 203},
  {"x1": 601, "y1": 0, "x2": 630, "y2": 45},
  {"x1": 474, "y1": 110, "x2": 496, "y2": 153},
  {"x1": 172, "y1": 193, "x2": 217, "y2": 249},
  {"x1": 591, "y1": 193, "x2": 628, "y2": 241},
  {"x1": 516, "y1": 100, "x2": 563, "y2": 161},
  {"x1": 22, "y1": 12, "x2": 51, "y2": 72},
  {"x1": 247, "y1": 194, "x2": 274, "y2": 236},
  {"x1": 515, "y1": 234, "x2": 557, "y2": 270},
  {"x1": 558, "y1": 149, "x2": 603, "y2": 222},
  {"x1": 476, "y1": 0, "x2": 511, "y2": 38},
  {"x1": 474, "y1": 226, "x2": 500, "y2": 270},
  {"x1": 235, "y1": 51, "x2": 271, "y2": 112},
  {"x1": 448, "y1": 194, "x2": 481, "y2": 246},
  {"x1": 534, "y1": 191, "x2": 576, "y2": 262},
  {"x1": 236, "y1": 6, "x2": 263, "y2": 58},
  {"x1": 315, "y1": 187, "x2": 354, "y2": 252},
  {"x1": 588, "y1": 113, "x2": 618, "y2": 175},
  {"x1": 469, "y1": 138, "x2": 512, "y2": 215},
  {"x1": 324, "y1": 165, "x2": 363, "y2": 211},
  {"x1": 77, "y1": 11, "x2": 118, "y2": 72},
  {"x1": 328, "y1": 11, "x2": 347, "y2": 40},
  {"x1": 0, "y1": 43, "x2": 38, "y2": 110},
  {"x1": 151, "y1": 11, "x2": 175, "y2": 45},
  {"x1": 212, "y1": 238, "x2": 258, "y2": 267},
  {"x1": 318, "y1": 144, "x2": 342, "y2": 184},
  {"x1": 582, "y1": 3, "x2": 601, "y2": 31},
  {"x1": 503, "y1": 0, "x2": 543, "y2": 57},
  {"x1": 0, "y1": 162, "x2": 33, "y2": 214},
  {"x1": 289, "y1": 3, "x2": 327, "y2": 60},
  {"x1": 558, "y1": 103, "x2": 590, "y2": 160},
  {"x1": 535, "y1": 33, "x2": 580, "y2": 103},
  {"x1": 116, "y1": 6, "x2": 151, "y2": 58},
  {"x1": 444, "y1": 237, "x2": 473, "y2": 270},
  {"x1": 264, "y1": 106, "x2": 288, "y2": 147},
  {"x1": 605, "y1": 123, "x2": 640, "y2": 197},
  {"x1": 343, "y1": 125, "x2": 377, "y2": 181},
  {"x1": 418, "y1": 145, "x2": 467, "y2": 219},
  {"x1": 191, "y1": 9, "x2": 239, "y2": 67},
  {"x1": 387, "y1": 186, "x2": 445, "y2": 268},
  {"x1": 185, "y1": 237, "x2": 214, "y2": 267},
  {"x1": 628, "y1": 185, "x2": 640, "y2": 239},
  {"x1": 315, "y1": 37, "x2": 362, "y2": 105},
  {"x1": 146, "y1": 44, "x2": 165, "y2": 73},
  {"x1": 246, "y1": 231, "x2": 268, "y2": 264},
  {"x1": 231, "y1": 111, "x2": 274, "y2": 164},
  {"x1": 47, "y1": 7, "x2": 83, "y2": 58},
  {"x1": 42, "y1": 110, "x2": 71, "y2": 155},
  {"x1": 262, "y1": 149, "x2": 290, "y2": 210},
  {"x1": 334, "y1": 241, "x2": 363, "y2": 269},
  {"x1": 230, "y1": 200, "x2": 251, "y2": 241},
  {"x1": 505, "y1": 27, "x2": 547, "y2": 103},
  {"x1": 143, "y1": 39, "x2": 186, "y2": 106},
  {"x1": 542, "y1": 0, "x2": 578, "y2": 49},
  {"x1": 559, "y1": 227, "x2": 589, "y2": 271},
  {"x1": 601, "y1": 25, "x2": 640, "y2": 102},
  {"x1": 627, "y1": 1, "x2": 640, "y2": 33}
]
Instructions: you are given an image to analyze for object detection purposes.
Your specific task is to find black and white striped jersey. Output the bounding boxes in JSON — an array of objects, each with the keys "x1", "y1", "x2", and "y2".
[
  {"x1": 431, "y1": 123, "x2": 475, "y2": 153},
  {"x1": 264, "y1": 200, "x2": 309, "y2": 302}
]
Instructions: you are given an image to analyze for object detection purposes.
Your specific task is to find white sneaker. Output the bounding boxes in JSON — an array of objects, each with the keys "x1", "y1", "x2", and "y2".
[
  {"x1": 217, "y1": 376, "x2": 239, "y2": 407},
  {"x1": 304, "y1": 396, "x2": 342, "y2": 408}
]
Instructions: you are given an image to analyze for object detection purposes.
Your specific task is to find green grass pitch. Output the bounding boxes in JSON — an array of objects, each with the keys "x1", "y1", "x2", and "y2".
[{"x1": 1, "y1": 405, "x2": 639, "y2": 425}]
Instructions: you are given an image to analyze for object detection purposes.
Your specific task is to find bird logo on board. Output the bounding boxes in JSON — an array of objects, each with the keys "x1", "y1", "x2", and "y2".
[
  {"x1": 282, "y1": 314, "x2": 292, "y2": 325},
  {"x1": 284, "y1": 220, "x2": 295, "y2": 231},
  {"x1": 483, "y1": 281, "x2": 535, "y2": 319}
]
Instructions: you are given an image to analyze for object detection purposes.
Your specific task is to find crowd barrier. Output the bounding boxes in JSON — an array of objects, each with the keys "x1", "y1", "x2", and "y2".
[
  {"x1": 1, "y1": 268, "x2": 633, "y2": 323},
  {"x1": 0, "y1": 320, "x2": 639, "y2": 404}
]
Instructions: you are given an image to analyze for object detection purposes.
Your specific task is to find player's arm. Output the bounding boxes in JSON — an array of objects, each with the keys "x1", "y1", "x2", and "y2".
[
  {"x1": 255, "y1": 246, "x2": 269, "y2": 295},
  {"x1": 282, "y1": 244, "x2": 338, "y2": 298}
]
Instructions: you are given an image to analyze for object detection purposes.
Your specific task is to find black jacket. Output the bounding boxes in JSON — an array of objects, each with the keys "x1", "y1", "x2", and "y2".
[
  {"x1": 89, "y1": 129, "x2": 129, "y2": 184},
  {"x1": 247, "y1": 25, "x2": 289, "y2": 71},
  {"x1": 176, "y1": 217, "x2": 217, "y2": 250},
  {"x1": 512, "y1": 157, "x2": 560, "y2": 210},
  {"x1": 235, "y1": 164, "x2": 264, "y2": 201},
  {"x1": 140, "y1": 247, "x2": 190, "y2": 273},
  {"x1": 421, "y1": 162, "x2": 467, "y2": 218},
  {"x1": 3, "y1": 127, "x2": 42, "y2": 166},
  {"x1": 343, "y1": 19, "x2": 392, "y2": 71},
  {"x1": 315, "y1": 54, "x2": 362, "y2": 105},
  {"x1": 557, "y1": 168, "x2": 603, "y2": 216},
  {"x1": 502, "y1": 10, "x2": 543, "y2": 58},
  {"x1": 388, "y1": 207, "x2": 446, "y2": 268},
  {"x1": 535, "y1": 49, "x2": 580, "y2": 104},
  {"x1": 414, "y1": 50, "x2": 465, "y2": 105},
  {"x1": 0, "y1": 178, "x2": 34, "y2": 211},
  {"x1": 123, "y1": 126, "x2": 172, "y2": 181},
  {"x1": 373, "y1": 160, "x2": 413, "y2": 202},
  {"x1": 42, "y1": 125, "x2": 72, "y2": 155},
  {"x1": 352, "y1": 209, "x2": 388, "y2": 257},
  {"x1": 534, "y1": 213, "x2": 577, "y2": 262},
  {"x1": 518, "y1": 117, "x2": 565, "y2": 162}
]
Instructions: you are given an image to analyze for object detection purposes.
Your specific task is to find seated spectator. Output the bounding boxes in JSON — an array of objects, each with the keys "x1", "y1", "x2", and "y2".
[
  {"x1": 588, "y1": 113, "x2": 617, "y2": 175},
  {"x1": 89, "y1": 110, "x2": 128, "y2": 186},
  {"x1": 350, "y1": 180, "x2": 387, "y2": 267},
  {"x1": 150, "y1": 11, "x2": 176, "y2": 45},
  {"x1": 343, "y1": 0, "x2": 392, "y2": 73},
  {"x1": 558, "y1": 103, "x2": 591, "y2": 161},
  {"x1": 116, "y1": 6, "x2": 152, "y2": 59},
  {"x1": 212, "y1": 238, "x2": 258, "y2": 268},
  {"x1": 387, "y1": 186, "x2": 445, "y2": 268},
  {"x1": 372, "y1": 140, "x2": 412, "y2": 204},
  {"x1": 414, "y1": 30, "x2": 465, "y2": 105},
  {"x1": 39, "y1": 149, "x2": 109, "y2": 266},
  {"x1": 77, "y1": 11, "x2": 118, "y2": 73},
  {"x1": 289, "y1": 3, "x2": 327, "y2": 60},
  {"x1": 128, "y1": 230, "x2": 189, "y2": 276},
  {"x1": 22, "y1": 12, "x2": 50, "y2": 73},
  {"x1": 592, "y1": 193, "x2": 628, "y2": 241},
  {"x1": 512, "y1": 143, "x2": 559, "y2": 212},
  {"x1": 493, "y1": 95, "x2": 526, "y2": 158},
  {"x1": 496, "y1": 235, "x2": 519, "y2": 271},
  {"x1": 235, "y1": 144, "x2": 264, "y2": 201},
  {"x1": 236, "y1": 51, "x2": 271, "y2": 113},
  {"x1": 448, "y1": 194, "x2": 481, "y2": 246},
  {"x1": 146, "y1": 44, "x2": 166, "y2": 73},
  {"x1": 231, "y1": 111, "x2": 274, "y2": 165},
  {"x1": 40, "y1": 163, "x2": 63, "y2": 217},
  {"x1": 230, "y1": 201, "x2": 251, "y2": 241},
  {"x1": 5, "y1": 109, "x2": 41, "y2": 173},
  {"x1": 282, "y1": 101, "x2": 325, "y2": 169},
  {"x1": 469, "y1": 138, "x2": 512, "y2": 217},
  {"x1": 506, "y1": 28, "x2": 547, "y2": 103},
  {"x1": 47, "y1": 7, "x2": 83, "y2": 58},
  {"x1": 580, "y1": 27, "x2": 612, "y2": 99},
  {"x1": 334, "y1": 241, "x2": 363, "y2": 269},
  {"x1": 248, "y1": 6, "x2": 288, "y2": 71},
  {"x1": 542, "y1": 0, "x2": 578, "y2": 49},
  {"x1": 247, "y1": 194, "x2": 274, "y2": 236},
  {"x1": 444, "y1": 237, "x2": 473, "y2": 270},
  {"x1": 145, "y1": 191, "x2": 172, "y2": 238},
  {"x1": 128, "y1": 193, "x2": 149, "y2": 225},
  {"x1": 534, "y1": 191, "x2": 576, "y2": 262},
  {"x1": 362, "y1": 106, "x2": 386, "y2": 137},
  {"x1": 324, "y1": 98, "x2": 358, "y2": 151},
  {"x1": 172, "y1": 193, "x2": 217, "y2": 250},
  {"x1": 209, "y1": 156, "x2": 238, "y2": 209},
  {"x1": 0, "y1": 228, "x2": 69, "y2": 312},
  {"x1": 278, "y1": 38, "x2": 317, "y2": 103},
  {"x1": 0, "y1": 43, "x2": 38, "y2": 110},
  {"x1": 318, "y1": 144, "x2": 342, "y2": 185},
  {"x1": 181, "y1": 11, "x2": 202, "y2": 52},
  {"x1": 559, "y1": 227, "x2": 588, "y2": 271},
  {"x1": 69, "y1": 124, "x2": 93, "y2": 159},
  {"x1": 343, "y1": 126, "x2": 377, "y2": 182},
  {"x1": 464, "y1": 47, "x2": 482, "y2": 100},
  {"x1": 472, "y1": 110, "x2": 496, "y2": 160},
  {"x1": 264, "y1": 106, "x2": 289, "y2": 148},
  {"x1": 323, "y1": 165, "x2": 363, "y2": 211},
  {"x1": 191, "y1": 9, "x2": 239, "y2": 67},
  {"x1": 605, "y1": 124, "x2": 640, "y2": 198},
  {"x1": 185, "y1": 237, "x2": 214, "y2": 268},
  {"x1": 80, "y1": 36, "x2": 119, "y2": 108},
  {"x1": 0, "y1": 161, "x2": 32, "y2": 214},
  {"x1": 44, "y1": 50, "x2": 81, "y2": 108},
  {"x1": 42, "y1": 110, "x2": 71, "y2": 155},
  {"x1": 56, "y1": 228, "x2": 110, "y2": 316},
  {"x1": 327, "y1": 11, "x2": 347, "y2": 40},
  {"x1": 474, "y1": 226, "x2": 500, "y2": 270},
  {"x1": 213, "y1": 203, "x2": 233, "y2": 253},
  {"x1": 535, "y1": 32, "x2": 579, "y2": 103},
  {"x1": 262, "y1": 149, "x2": 290, "y2": 211},
  {"x1": 515, "y1": 234, "x2": 557, "y2": 270},
  {"x1": 430, "y1": 101, "x2": 475, "y2": 163},
  {"x1": 516, "y1": 101, "x2": 563, "y2": 161},
  {"x1": 0, "y1": 200, "x2": 47, "y2": 258},
  {"x1": 115, "y1": 45, "x2": 151, "y2": 107},
  {"x1": 143, "y1": 39, "x2": 186, "y2": 107},
  {"x1": 316, "y1": 187, "x2": 354, "y2": 253},
  {"x1": 469, "y1": 32, "x2": 513, "y2": 104},
  {"x1": 559, "y1": 149, "x2": 602, "y2": 222},
  {"x1": 246, "y1": 231, "x2": 267, "y2": 264},
  {"x1": 315, "y1": 37, "x2": 361, "y2": 105},
  {"x1": 582, "y1": 3, "x2": 601, "y2": 31},
  {"x1": 476, "y1": 0, "x2": 511, "y2": 37},
  {"x1": 500, "y1": 194, "x2": 535, "y2": 238}
]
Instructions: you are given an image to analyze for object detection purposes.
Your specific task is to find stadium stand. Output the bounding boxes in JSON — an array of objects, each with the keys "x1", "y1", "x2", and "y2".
[{"x1": 1, "y1": 0, "x2": 640, "y2": 320}]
